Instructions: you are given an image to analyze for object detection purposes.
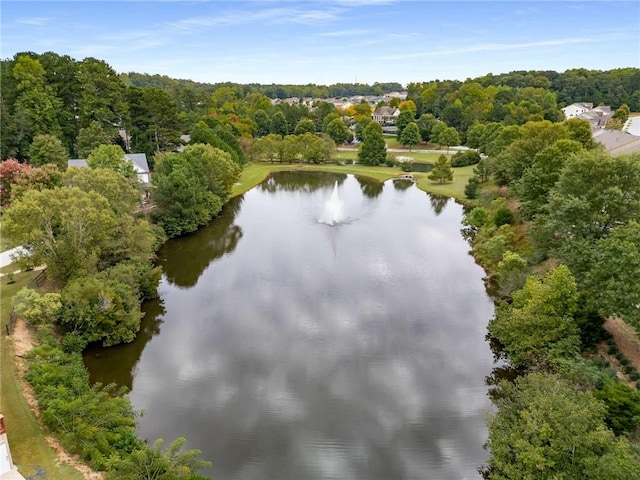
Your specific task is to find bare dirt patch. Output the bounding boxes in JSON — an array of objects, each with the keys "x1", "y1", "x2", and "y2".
[
  {"x1": 605, "y1": 316, "x2": 640, "y2": 371},
  {"x1": 11, "y1": 318, "x2": 105, "y2": 480}
]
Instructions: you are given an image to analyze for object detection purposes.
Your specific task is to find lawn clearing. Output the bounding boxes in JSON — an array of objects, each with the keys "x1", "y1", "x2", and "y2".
[
  {"x1": 0, "y1": 270, "x2": 86, "y2": 479},
  {"x1": 233, "y1": 161, "x2": 473, "y2": 200}
]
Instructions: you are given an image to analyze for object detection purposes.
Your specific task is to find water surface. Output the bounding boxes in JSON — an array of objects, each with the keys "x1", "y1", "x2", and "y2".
[{"x1": 85, "y1": 172, "x2": 495, "y2": 480}]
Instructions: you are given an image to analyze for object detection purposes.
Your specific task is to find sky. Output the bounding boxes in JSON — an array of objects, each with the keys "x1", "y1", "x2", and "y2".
[{"x1": 1, "y1": 0, "x2": 639, "y2": 87}]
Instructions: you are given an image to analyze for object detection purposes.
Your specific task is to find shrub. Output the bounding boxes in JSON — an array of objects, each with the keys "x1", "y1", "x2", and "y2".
[
  {"x1": 607, "y1": 344, "x2": 618, "y2": 355},
  {"x1": 493, "y1": 206, "x2": 515, "y2": 227},
  {"x1": 451, "y1": 149, "x2": 481, "y2": 167}
]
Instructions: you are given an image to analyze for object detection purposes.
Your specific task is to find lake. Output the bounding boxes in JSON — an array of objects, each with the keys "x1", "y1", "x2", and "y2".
[{"x1": 85, "y1": 172, "x2": 495, "y2": 480}]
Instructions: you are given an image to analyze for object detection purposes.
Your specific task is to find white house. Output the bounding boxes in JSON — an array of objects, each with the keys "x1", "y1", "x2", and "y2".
[
  {"x1": 562, "y1": 102, "x2": 593, "y2": 118},
  {"x1": 67, "y1": 153, "x2": 151, "y2": 185}
]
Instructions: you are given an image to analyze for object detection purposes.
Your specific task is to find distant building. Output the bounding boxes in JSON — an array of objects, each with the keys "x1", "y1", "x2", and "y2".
[
  {"x1": 563, "y1": 103, "x2": 612, "y2": 129},
  {"x1": 562, "y1": 102, "x2": 593, "y2": 118},
  {"x1": 372, "y1": 106, "x2": 400, "y2": 125}
]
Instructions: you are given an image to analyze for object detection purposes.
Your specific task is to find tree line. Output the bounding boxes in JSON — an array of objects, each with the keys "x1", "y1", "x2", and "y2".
[{"x1": 458, "y1": 116, "x2": 640, "y2": 477}]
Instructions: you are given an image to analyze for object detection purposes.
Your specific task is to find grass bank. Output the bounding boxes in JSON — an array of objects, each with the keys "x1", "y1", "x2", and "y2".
[
  {"x1": 0, "y1": 269, "x2": 85, "y2": 479},
  {"x1": 232, "y1": 161, "x2": 475, "y2": 200}
]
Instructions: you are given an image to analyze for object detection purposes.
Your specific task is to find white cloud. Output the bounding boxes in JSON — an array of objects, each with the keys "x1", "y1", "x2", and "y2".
[
  {"x1": 16, "y1": 16, "x2": 50, "y2": 26},
  {"x1": 376, "y1": 37, "x2": 598, "y2": 61}
]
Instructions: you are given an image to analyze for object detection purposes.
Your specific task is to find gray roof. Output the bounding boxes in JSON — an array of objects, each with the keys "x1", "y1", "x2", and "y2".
[
  {"x1": 593, "y1": 129, "x2": 640, "y2": 155},
  {"x1": 373, "y1": 106, "x2": 399, "y2": 117},
  {"x1": 124, "y1": 153, "x2": 149, "y2": 174}
]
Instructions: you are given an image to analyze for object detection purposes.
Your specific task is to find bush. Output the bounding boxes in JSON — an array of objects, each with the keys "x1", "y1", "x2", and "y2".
[
  {"x1": 629, "y1": 371, "x2": 640, "y2": 381},
  {"x1": 607, "y1": 344, "x2": 619, "y2": 355},
  {"x1": 492, "y1": 206, "x2": 515, "y2": 227},
  {"x1": 451, "y1": 150, "x2": 481, "y2": 167}
]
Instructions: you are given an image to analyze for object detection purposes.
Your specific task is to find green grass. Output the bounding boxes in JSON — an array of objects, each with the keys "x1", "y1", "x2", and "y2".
[
  {"x1": 0, "y1": 270, "x2": 85, "y2": 479},
  {"x1": 232, "y1": 161, "x2": 474, "y2": 200}
]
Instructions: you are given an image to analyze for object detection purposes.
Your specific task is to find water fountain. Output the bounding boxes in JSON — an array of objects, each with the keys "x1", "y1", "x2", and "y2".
[{"x1": 319, "y1": 182, "x2": 345, "y2": 225}]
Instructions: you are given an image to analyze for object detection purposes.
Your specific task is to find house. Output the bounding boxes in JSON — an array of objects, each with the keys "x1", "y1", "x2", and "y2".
[
  {"x1": 372, "y1": 106, "x2": 400, "y2": 125},
  {"x1": 562, "y1": 102, "x2": 593, "y2": 118},
  {"x1": 124, "y1": 153, "x2": 151, "y2": 185},
  {"x1": 67, "y1": 153, "x2": 151, "y2": 185}
]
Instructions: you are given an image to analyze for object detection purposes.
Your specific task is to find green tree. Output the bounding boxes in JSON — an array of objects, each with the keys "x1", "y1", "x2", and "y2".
[
  {"x1": 488, "y1": 265, "x2": 580, "y2": 367},
  {"x1": 398, "y1": 121, "x2": 420, "y2": 151},
  {"x1": 12, "y1": 288, "x2": 62, "y2": 325},
  {"x1": 518, "y1": 139, "x2": 583, "y2": 219},
  {"x1": 354, "y1": 117, "x2": 372, "y2": 141},
  {"x1": 59, "y1": 272, "x2": 142, "y2": 346},
  {"x1": 358, "y1": 121, "x2": 386, "y2": 165},
  {"x1": 436, "y1": 127, "x2": 460, "y2": 153},
  {"x1": 563, "y1": 118, "x2": 595, "y2": 149},
  {"x1": 594, "y1": 380, "x2": 640, "y2": 436},
  {"x1": 484, "y1": 373, "x2": 640, "y2": 480},
  {"x1": 417, "y1": 113, "x2": 437, "y2": 142},
  {"x1": 76, "y1": 57, "x2": 126, "y2": 134},
  {"x1": 107, "y1": 437, "x2": 211, "y2": 480},
  {"x1": 429, "y1": 121, "x2": 447, "y2": 147},
  {"x1": 270, "y1": 110, "x2": 289, "y2": 136},
  {"x1": 395, "y1": 110, "x2": 415, "y2": 138},
  {"x1": 77, "y1": 121, "x2": 111, "y2": 158},
  {"x1": 28, "y1": 134, "x2": 68, "y2": 169},
  {"x1": 253, "y1": 109, "x2": 271, "y2": 137},
  {"x1": 544, "y1": 151, "x2": 640, "y2": 243},
  {"x1": 63, "y1": 167, "x2": 140, "y2": 216},
  {"x1": 11, "y1": 55, "x2": 62, "y2": 158},
  {"x1": 428, "y1": 155, "x2": 453, "y2": 183},
  {"x1": 580, "y1": 221, "x2": 640, "y2": 329},
  {"x1": 294, "y1": 118, "x2": 316, "y2": 135},
  {"x1": 251, "y1": 133, "x2": 282, "y2": 163},
  {"x1": 88, "y1": 144, "x2": 136, "y2": 179},
  {"x1": 152, "y1": 144, "x2": 240, "y2": 237},
  {"x1": 2, "y1": 187, "x2": 117, "y2": 283},
  {"x1": 324, "y1": 117, "x2": 350, "y2": 145}
]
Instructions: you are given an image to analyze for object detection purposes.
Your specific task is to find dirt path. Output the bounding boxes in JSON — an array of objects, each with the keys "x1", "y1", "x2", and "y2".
[
  {"x1": 12, "y1": 318, "x2": 105, "y2": 480},
  {"x1": 605, "y1": 316, "x2": 640, "y2": 372}
]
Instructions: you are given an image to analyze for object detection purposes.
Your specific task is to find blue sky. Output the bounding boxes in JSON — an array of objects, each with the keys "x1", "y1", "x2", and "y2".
[{"x1": 2, "y1": 1, "x2": 638, "y2": 86}]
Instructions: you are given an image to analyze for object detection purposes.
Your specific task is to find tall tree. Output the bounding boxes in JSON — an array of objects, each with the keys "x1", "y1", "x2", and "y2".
[
  {"x1": 76, "y1": 120, "x2": 111, "y2": 158},
  {"x1": 28, "y1": 134, "x2": 68, "y2": 169},
  {"x1": 358, "y1": 121, "x2": 386, "y2": 165},
  {"x1": 398, "y1": 121, "x2": 420, "y2": 151},
  {"x1": 324, "y1": 117, "x2": 350, "y2": 145},
  {"x1": 76, "y1": 57, "x2": 126, "y2": 135}
]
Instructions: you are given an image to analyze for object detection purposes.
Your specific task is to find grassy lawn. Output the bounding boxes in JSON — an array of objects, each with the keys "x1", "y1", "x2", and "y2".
[
  {"x1": 232, "y1": 161, "x2": 473, "y2": 200},
  {"x1": 0, "y1": 269, "x2": 85, "y2": 479}
]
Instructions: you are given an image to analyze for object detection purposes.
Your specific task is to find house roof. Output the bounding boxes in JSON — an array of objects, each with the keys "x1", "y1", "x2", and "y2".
[
  {"x1": 124, "y1": 153, "x2": 149, "y2": 174},
  {"x1": 373, "y1": 106, "x2": 399, "y2": 117},
  {"x1": 67, "y1": 154, "x2": 150, "y2": 183},
  {"x1": 593, "y1": 129, "x2": 640, "y2": 155}
]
